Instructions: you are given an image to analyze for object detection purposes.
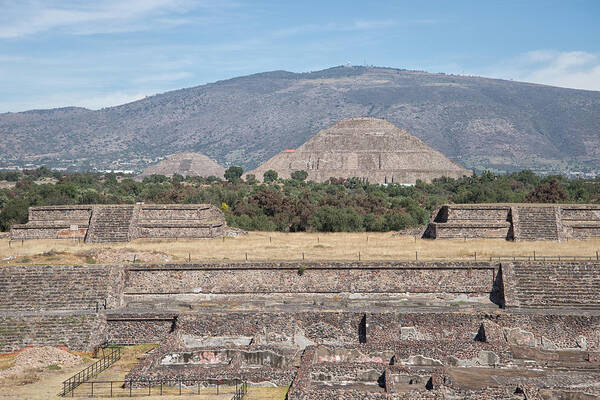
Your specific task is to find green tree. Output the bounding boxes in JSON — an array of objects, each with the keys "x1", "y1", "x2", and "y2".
[
  {"x1": 310, "y1": 206, "x2": 363, "y2": 232},
  {"x1": 291, "y1": 170, "x2": 308, "y2": 181},
  {"x1": 245, "y1": 174, "x2": 258, "y2": 185},
  {"x1": 263, "y1": 170, "x2": 278, "y2": 183},
  {"x1": 224, "y1": 166, "x2": 243, "y2": 184}
]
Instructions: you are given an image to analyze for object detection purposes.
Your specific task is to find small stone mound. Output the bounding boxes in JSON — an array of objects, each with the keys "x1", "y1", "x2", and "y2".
[{"x1": 0, "y1": 346, "x2": 82, "y2": 379}]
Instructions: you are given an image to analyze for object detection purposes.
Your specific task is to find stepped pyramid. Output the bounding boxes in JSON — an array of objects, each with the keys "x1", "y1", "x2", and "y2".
[
  {"x1": 138, "y1": 152, "x2": 225, "y2": 179},
  {"x1": 248, "y1": 117, "x2": 471, "y2": 184}
]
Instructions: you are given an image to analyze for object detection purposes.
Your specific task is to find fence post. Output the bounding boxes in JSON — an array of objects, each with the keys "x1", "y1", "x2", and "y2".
[
  {"x1": 358, "y1": 251, "x2": 361, "y2": 261},
  {"x1": 415, "y1": 251, "x2": 418, "y2": 261},
  {"x1": 474, "y1": 252, "x2": 477, "y2": 261},
  {"x1": 533, "y1": 251, "x2": 536, "y2": 261},
  {"x1": 245, "y1": 252, "x2": 248, "y2": 261},
  {"x1": 110, "y1": 381, "x2": 113, "y2": 397},
  {"x1": 91, "y1": 382, "x2": 93, "y2": 397},
  {"x1": 596, "y1": 250, "x2": 598, "y2": 261},
  {"x1": 302, "y1": 252, "x2": 304, "y2": 261}
]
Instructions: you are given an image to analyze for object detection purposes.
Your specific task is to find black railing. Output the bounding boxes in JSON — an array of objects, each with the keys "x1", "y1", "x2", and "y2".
[
  {"x1": 232, "y1": 379, "x2": 248, "y2": 400},
  {"x1": 61, "y1": 378, "x2": 247, "y2": 398},
  {"x1": 61, "y1": 346, "x2": 121, "y2": 396}
]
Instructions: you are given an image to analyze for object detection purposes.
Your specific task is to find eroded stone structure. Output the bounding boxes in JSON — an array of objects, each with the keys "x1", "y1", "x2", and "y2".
[
  {"x1": 425, "y1": 203, "x2": 600, "y2": 241},
  {"x1": 10, "y1": 204, "x2": 227, "y2": 242},
  {"x1": 1, "y1": 260, "x2": 599, "y2": 398},
  {"x1": 248, "y1": 117, "x2": 471, "y2": 184}
]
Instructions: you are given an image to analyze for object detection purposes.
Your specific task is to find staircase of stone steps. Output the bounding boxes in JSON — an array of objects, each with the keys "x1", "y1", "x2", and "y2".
[
  {"x1": 511, "y1": 262, "x2": 600, "y2": 309},
  {"x1": 513, "y1": 206, "x2": 560, "y2": 241},
  {"x1": 85, "y1": 205, "x2": 135, "y2": 243}
]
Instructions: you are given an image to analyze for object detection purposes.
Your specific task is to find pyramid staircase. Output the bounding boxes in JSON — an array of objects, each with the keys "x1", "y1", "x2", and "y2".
[
  {"x1": 85, "y1": 205, "x2": 135, "y2": 243},
  {"x1": 513, "y1": 206, "x2": 560, "y2": 241}
]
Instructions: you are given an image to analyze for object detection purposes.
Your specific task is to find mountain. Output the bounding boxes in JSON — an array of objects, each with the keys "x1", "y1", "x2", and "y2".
[
  {"x1": 1, "y1": 66, "x2": 599, "y2": 175},
  {"x1": 137, "y1": 152, "x2": 225, "y2": 180},
  {"x1": 248, "y1": 117, "x2": 470, "y2": 184}
]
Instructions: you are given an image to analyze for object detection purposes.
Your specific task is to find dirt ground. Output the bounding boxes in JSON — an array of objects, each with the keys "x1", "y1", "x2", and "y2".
[{"x1": 1, "y1": 232, "x2": 600, "y2": 265}]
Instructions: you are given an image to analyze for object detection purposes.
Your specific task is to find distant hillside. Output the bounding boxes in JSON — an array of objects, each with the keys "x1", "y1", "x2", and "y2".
[{"x1": 0, "y1": 66, "x2": 599, "y2": 175}]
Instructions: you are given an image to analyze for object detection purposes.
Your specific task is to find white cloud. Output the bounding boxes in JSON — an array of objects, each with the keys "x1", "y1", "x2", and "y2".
[
  {"x1": 0, "y1": 0, "x2": 201, "y2": 38},
  {"x1": 485, "y1": 50, "x2": 600, "y2": 92},
  {"x1": 132, "y1": 71, "x2": 193, "y2": 84},
  {"x1": 0, "y1": 90, "x2": 150, "y2": 112}
]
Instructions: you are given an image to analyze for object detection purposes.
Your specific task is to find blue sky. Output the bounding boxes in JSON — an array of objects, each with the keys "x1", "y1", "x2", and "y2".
[{"x1": 1, "y1": 0, "x2": 599, "y2": 112}]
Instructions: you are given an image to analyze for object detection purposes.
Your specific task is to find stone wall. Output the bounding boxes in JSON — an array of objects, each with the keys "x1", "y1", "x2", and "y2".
[
  {"x1": 132, "y1": 204, "x2": 226, "y2": 239},
  {"x1": 0, "y1": 264, "x2": 122, "y2": 312},
  {"x1": 0, "y1": 314, "x2": 104, "y2": 352},
  {"x1": 105, "y1": 313, "x2": 176, "y2": 344},
  {"x1": 124, "y1": 262, "x2": 495, "y2": 296},
  {"x1": 10, "y1": 204, "x2": 228, "y2": 242},
  {"x1": 501, "y1": 261, "x2": 600, "y2": 310},
  {"x1": 425, "y1": 204, "x2": 600, "y2": 241},
  {"x1": 177, "y1": 312, "x2": 364, "y2": 346},
  {"x1": 10, "y1": 205, "x2": 93, "y2": 240}
]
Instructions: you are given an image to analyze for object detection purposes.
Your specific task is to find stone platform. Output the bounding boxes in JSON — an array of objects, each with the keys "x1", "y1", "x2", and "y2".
[
  {"x1": 424, "y1": 203, "x2": 600, "y2": 241},
  {"x1": 10, "y1": 203, "x2": 227, "y2": 242}
]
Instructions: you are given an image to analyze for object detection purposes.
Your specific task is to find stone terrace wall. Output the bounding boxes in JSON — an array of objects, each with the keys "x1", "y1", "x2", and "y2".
[
  {"x1": 10, "y1": 205, "x2": 93, "y2": 240},
  {"x1": 426, "y1": 203, "x2": 600, "y2": 241},
  {"x1": 0, "y1": 265, "x2": 123, "y2": 312},
  {"x1": 369, "y1": 311, "x2": 600, "y2": 352},
  {"x1": 502, "y1": 262, "x2": 600, "y2": 310},
  {"x1": 132, "y1": 204, "x2": 226, "y2": 240},
  {"x1": 178, "y1": 312, "x2": 365, "y2": 346},
  {"x1": 425, "y1": 205, "x2": 511, "y2": 240},
  {"x1": 0, "y1": 314, "x2": 105, "y2": 352},
  {"x1": 104, "y1": 313, "x2": 176, "y2": 344},
  {"x1": 10, "y1": 204, "x2": 227, "y2": 242},
  {"x1": 124, "y1": 262, "x2": 495, "y2": 296}
]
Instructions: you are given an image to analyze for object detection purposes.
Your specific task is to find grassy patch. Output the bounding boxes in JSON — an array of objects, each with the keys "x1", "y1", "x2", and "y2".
[{"x1": 47, "y1": 364, "x2": 61, "y2": 371}]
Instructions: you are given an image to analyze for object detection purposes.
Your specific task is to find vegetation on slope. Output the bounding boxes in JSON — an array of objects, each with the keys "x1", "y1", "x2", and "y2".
[{"x1": 0, "y1": 167, "x2": 599, "y2": 233}]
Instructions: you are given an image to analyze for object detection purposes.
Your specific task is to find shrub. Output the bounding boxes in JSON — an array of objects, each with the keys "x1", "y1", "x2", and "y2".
[
  {"x1": 224, "y1": 166, "x2": 243, "y2": 184},
  {"x1": 291, "y1": 170, "x2": 308, "y2": 181},
  {"x1": 263, "y1": 170, "x2": 278, "y2": 183},
  {"x1": 310, "y1": 206, "x2": 363, "y2": 232}
]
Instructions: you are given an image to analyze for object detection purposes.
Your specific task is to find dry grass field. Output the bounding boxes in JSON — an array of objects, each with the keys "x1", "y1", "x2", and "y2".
[{"x1": 1, "y1": 232, "x2": 600, "y2": 265}]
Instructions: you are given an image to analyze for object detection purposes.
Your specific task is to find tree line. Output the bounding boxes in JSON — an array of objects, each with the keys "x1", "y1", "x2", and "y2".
[{"x1": 0, "y1": 166, "x2": 598, "y2": 232}]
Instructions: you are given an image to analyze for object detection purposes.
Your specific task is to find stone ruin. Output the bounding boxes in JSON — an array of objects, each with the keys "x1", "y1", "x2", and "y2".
[
  {"x1": 10, "y1": 204, "x2": 228, "y2": 242},
  {"x1": 1, "y1": 259, "x2": 599, "y2": 398},
  {"x1": 424, "y1": 203, "x2": 600, "y2": 241},
  {"x1": 248, "y1": 117, "x2": 471, "y2": 184}
]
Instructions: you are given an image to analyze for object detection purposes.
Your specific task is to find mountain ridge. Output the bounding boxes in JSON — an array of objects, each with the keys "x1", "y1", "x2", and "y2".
[{"x1": 1, "y1": 65, "x2": 599, "y2": 175}]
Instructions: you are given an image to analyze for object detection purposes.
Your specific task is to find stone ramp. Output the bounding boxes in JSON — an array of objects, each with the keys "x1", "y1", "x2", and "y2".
[
  {"x1": 504, "y1": 262, "x2": 600, "y2": 309},
  {"x1": 513, "y1": 206, "x2": 560, "y2": 241},
  {"x1": 85, "y1": 205, "x2": 135, "y2": 242}
]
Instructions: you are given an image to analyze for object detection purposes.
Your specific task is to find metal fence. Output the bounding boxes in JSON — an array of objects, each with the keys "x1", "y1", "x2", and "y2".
[
  {"x1": 64, "y1": 378, "x2": 248, "y2": 398},
  {"x1": 61, "y1": 346, "x2": 121, "y2": 396}
]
